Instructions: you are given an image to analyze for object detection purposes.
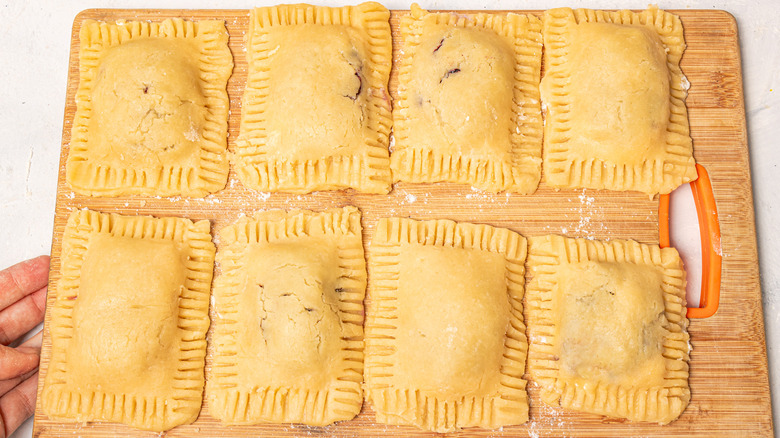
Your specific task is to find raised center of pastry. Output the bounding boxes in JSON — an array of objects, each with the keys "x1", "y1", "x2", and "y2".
[
  {"x1": 70, "y1": 233, "x2": 185, "y2": 393},
  {"x1": 567, "y1": 22, "x2": 671, "y2": 164},
  {"x1": 89, "y1": 38, "x2": 206, "y2": 168},
  {"x1": 238, "y1": 240, "x2": 342, "y2": 387},
  {"x1": 405, "y1": 25, "x2": 515, "y2": 156},
  {"x1": 396, "y1": 245, "x2": 510, "y2": 397},
  {"x1": 555, "y1": 261, "x2": 669, "y2": 387},
  {"x1": 264, "y1": 24, "x2": 369, "y2": 161}
]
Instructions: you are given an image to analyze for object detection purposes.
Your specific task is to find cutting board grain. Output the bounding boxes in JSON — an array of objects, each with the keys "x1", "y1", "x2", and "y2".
[{"x1": 32, "y1": 8, "x2": 772, "y2": 437}]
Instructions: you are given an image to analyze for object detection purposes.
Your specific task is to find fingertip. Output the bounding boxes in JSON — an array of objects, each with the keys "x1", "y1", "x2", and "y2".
[
  {"x1": 12, "y1": 348, "x2": 41, "y2": 364},
  {"x1": 19, "y1": 330, "x2": 43, "y2": 350},
  {"x1": 29, "y1": 255, "x2": 51, "y2": 272},
  {"x1": 18, "y1": 257, "x2": 51, "y2": 286},
  {"x1": 32, "y1": 285, "x2": 48, "y2": 313},
  {"x1": 0, "y1": 257, "x2": 52, "y2": 311},
  {"x1": 13, "y1": 347, "x2": 40, "y2": 362},
  {"x1": 0, "y1": 346, "x2": 40, "y2": 380}
]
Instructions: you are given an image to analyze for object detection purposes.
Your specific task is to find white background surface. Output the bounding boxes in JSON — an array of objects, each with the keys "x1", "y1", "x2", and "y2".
[{"x1": 1, "y1": 0, "x2": 777, "y2": 436}]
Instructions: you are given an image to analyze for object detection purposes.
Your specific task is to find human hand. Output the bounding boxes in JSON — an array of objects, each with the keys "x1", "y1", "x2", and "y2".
[{"x1": 0, "y1": 256, "x2": 49, "y2": 438}]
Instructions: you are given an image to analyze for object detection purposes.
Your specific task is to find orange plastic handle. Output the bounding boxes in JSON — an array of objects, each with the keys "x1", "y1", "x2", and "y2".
[{"x1": 659, "y1": 164, "x2": 722, "y2": 318}]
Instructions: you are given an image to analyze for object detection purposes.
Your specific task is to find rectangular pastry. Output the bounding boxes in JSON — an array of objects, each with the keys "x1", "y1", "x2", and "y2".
[
  {"x1": 365, "y1": 217, "x2": 528, "y2": 432},
  {"x1": 207, "y1": 207, "x2": 366, "y2": 425},
  {"x1": 391, "y1": 5, "x2": 543, "y2": 194},
  {"x1": 526, "y1": 235, "x2": 691, "y2": 424},
  {"x1": 41, "y1": 210, "x2": 214, "y2": 431},
  {"x1": 540, "y1": 7, "x2": 697, "y2": 194},
  {"x1": 66, "y1": 19, "x2": 233, "y2": 197},
  {"x1": 235, "y1": 3, "x2": 393, "y2": 194}
]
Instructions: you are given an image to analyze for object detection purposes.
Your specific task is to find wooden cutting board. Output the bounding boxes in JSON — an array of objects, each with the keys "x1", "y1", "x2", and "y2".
[{"x1": 32, "y1": 8, "x2": 773, "y2": 437}]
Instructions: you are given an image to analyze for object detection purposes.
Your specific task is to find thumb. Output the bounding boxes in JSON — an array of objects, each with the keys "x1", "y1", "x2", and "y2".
[{"x1": 0, "y1": 344, "x2": 39, "y2": 380}]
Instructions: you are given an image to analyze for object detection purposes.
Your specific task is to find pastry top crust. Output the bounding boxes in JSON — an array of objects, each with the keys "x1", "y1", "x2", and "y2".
[
  {"x1": 237, "y1": 240, "x2": 342, "y2": 387},
  {"x1": 67, "y1": 18, "x2": 233, "y2": 197},
  {"x1": 391, "y1": 5, "x2": 543, "y2": 194},
  {"x1": 395, "y1": 245, "x2": 509, "y2": 398},
  {"x1": 208, "y1": 207, "x2": 366, "y2": 426},
  {"x1": 540, "y1": 7, "x2": 696, "y2": 194},
  {"x1": 366, "y1": 217, "x2": 528, "y2": 432},
  {"x1": 403, "y1": 20, "x2": 516, "y2": 157},
  {"x1": 263, "y1": 24, "x2": 370, "y2": 161},
  {"x1": 42, "y1": 210, "x2": 215, "y2": 431},
  {"x1": 235, "y1": 3, "x2": 392, "y2": 194},
  {"x1": 68, "y1": 233, "x2": 185, "y2": 395},
  {"x1": 526, "y1": 235, "x2": 691, "y2": 424},
  {"x1": 88, "y1": 38, "x2": 204, "y2": 170},
  {"x1": 564, "y1": 22, "x2": 670, "y2": 165},
  {"x1": 556, "y1": 260, "x2": 669, "y2": 388}
]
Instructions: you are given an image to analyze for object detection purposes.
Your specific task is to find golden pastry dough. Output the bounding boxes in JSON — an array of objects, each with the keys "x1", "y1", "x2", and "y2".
[
  {"x1": 235, "y1": 3, "x2": 392, "y2": 194},
  {"x1": 540, "y1": 7, "x2": 697, "y2": 195},
  {"x1": 66, "y1": 18, "x2": 232, "y2": 197},
  {"x1": 208, "y1": 207, "x2": 366, "y2": 425},
  {"x1": 391, "y1": 5, "x2": 543, "y2": 194},
  {"x1": 526, "y1": 235, "x2": 691, "y2": 424},
  {"x1": 41, "y1": 210, "x2": 214, "y2": 431},
  {"x1": 365, "y1": 217, "x2": 528, "y2": 432}
]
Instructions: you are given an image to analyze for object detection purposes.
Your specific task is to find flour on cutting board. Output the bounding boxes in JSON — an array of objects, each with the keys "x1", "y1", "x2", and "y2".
[
  {"x1": 462, "y1": 187, "x2": 512, "y2": 206},
  {"x1": 525, "y1": 402, "x2": 569, "y2": 437},
  {"x1": 566, "y1": 189, "x2": 606, "y2": 238}
]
